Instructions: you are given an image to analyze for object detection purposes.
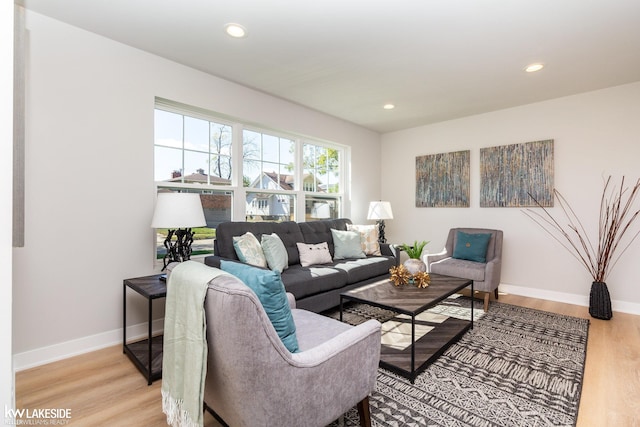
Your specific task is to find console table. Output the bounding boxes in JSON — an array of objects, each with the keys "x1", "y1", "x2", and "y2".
[{"x1": 123, "y1": 274, "x2": 166, "y2": 385}]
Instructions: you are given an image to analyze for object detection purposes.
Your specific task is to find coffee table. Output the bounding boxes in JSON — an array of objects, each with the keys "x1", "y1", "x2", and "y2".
[{"x1": 340, "y1": 274, "x2": 473, "y2": 383}]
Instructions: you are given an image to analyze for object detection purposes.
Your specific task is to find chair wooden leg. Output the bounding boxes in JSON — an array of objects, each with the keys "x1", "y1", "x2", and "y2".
[
  {"x1": 357, "y1": 396, "x2": 372, "y2": 427},
  {"x1": 494, "y1": 288, "x2": 499, "y2": 300},
  {"x1": 483, "y1": 292, "x2": 490, "y2": 312}
]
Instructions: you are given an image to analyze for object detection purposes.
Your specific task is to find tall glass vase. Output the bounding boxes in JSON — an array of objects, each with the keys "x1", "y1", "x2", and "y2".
[{"x1": 589, "y1": 281, "x2": 612, "y2": 320}]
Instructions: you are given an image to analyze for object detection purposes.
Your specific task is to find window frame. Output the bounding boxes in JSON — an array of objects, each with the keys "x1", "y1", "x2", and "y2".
[{"x1": 153, "y1": 98, "x2": 348, "y2": 225}]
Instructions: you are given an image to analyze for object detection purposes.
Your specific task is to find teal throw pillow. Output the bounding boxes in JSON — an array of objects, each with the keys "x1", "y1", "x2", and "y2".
[
  {"x1": 331, "y1": 229, "x2": 366, "y2": 260},
  {"x1": 452, "y1": 231, "x2": 492, "y2": 263},
  {"x1": 220, "y1": 260, "x2": 299, "y2": 353},
  {"x1": 261, "y1": 233, "x2": 289, "y2": 273}
]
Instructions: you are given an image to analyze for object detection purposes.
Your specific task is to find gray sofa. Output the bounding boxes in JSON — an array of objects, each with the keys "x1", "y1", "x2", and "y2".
[{"x1": 204, "y1": 218, "x2": 398, "y2": 313}]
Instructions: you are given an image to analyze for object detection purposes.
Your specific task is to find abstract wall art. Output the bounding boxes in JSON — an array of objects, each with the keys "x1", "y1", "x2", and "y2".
[
  {"x1": 416, "y1": 150, "x2": 470, "y2": 207},
  {"x1": 480, "y1": 139, "x2": 554, "y2": 207}
]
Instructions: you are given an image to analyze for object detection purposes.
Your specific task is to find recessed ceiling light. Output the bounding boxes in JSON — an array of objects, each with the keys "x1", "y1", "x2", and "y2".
[
  {"x1": 383, "y1": 104, "x2": 395, "y2": 110},
  {"x1": 225, "y1": 23, "x2": 247, "y2": 38},
  {"x1": 525, "y1": 63, "x2": 544, "y2": 73}
]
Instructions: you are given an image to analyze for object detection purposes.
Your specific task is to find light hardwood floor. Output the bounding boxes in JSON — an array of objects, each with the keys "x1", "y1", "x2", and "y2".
[{"x1": 15, "y1": 294, "x2": 640, "y2": 426}]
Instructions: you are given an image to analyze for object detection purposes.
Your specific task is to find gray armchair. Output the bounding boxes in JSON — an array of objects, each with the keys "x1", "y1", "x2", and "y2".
[
  {"x1": 200, "y1": 272, "x2": 381, "y2": 427},
  {"x1": 423, "y1": 228, "x2": 503, "y2": 311}
]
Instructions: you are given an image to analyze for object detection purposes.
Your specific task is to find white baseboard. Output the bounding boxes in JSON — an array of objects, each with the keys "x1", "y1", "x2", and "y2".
[
  {"x1": 500, "y1": 283, "x2": 640, "y2": 316},
  {"x1": 13, "y1": 319, "x2": 164, "y2": 372}
]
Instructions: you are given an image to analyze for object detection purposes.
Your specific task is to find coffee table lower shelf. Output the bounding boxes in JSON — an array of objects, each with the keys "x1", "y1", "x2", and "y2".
[{"x1": 379, "y1": 317, "x2": 472, "y2": 382}]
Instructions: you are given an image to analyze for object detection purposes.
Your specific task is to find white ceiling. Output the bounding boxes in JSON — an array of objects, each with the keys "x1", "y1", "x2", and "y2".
[{"x1": 19, "y1": 0, "x2": 640, "y2": 133}]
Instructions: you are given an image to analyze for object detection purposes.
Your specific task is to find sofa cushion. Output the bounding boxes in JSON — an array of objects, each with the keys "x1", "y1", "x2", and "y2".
[
  {"x1": 281, "y1": 264, "x2": 348, "y2": 300},
  {"x1": 233, "y1": 232, "x2": 267, "y2": 268},
  {"x1": 291, "y1": 308, "x2": 352, "y2": 352},
  {"x1": 453, "y1": 231, "x2": 492, "y2": 263},
  {"x1": 332, "y1": 256, "x2": 396, "y2": 284},
  {"x1": 331, "y1": 229, "x2": 366, "y2": 260},
  {"x1": 220, "y1": 260, "x2": 299, "y2": 353},
  {"x1": 261, "y1": 233, "x2": 288, "y2": 273},
  {"x1": 297, "y1": 242, "x2": 333, "y2": 267},
  {"x1": 430, "y1": 257, "x2": 486, "y2": 282}
]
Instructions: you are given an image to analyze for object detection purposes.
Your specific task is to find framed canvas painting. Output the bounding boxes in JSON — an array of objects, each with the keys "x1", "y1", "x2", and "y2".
[
  {"x1": 416, "y1": 150, "x2": 470, "y2": 207},
  {"x1": 480, "y1": 139, "x2": 554, "y2": 207}
]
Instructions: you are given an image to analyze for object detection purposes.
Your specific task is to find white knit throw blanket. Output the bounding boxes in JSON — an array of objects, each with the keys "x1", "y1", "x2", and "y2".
[{"x1": 162, "y1": 261, "x2": 229, "y2": 427}]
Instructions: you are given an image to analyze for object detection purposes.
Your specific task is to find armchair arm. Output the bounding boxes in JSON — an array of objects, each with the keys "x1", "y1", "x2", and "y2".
[
  {"x1": 484, "y1": 258, "x2": 502, "y2": 289},
  {"x1": 289, "y1": 319, "x2": 381, "y2": 368},
  {"x1": 422, "y1": 248, "x2": 450, "y2": 268},
  {"x1": 380, "y1": 243, "x2": 398, "y2": 259},
  {"x1": 286, "y1": 292, "x2": 296, "y2": 309}
]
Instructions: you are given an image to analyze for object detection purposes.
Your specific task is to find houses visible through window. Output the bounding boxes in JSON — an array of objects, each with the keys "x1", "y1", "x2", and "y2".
[
  {"x1": 153, "y1": 98, "x2": 346, "y2": 259},
  {"x1": 243, "y1": 129, "x2": 295, "y2": 189},
  {"x1": 246, "y1": 192, "x2": 295, "y2": 222}
]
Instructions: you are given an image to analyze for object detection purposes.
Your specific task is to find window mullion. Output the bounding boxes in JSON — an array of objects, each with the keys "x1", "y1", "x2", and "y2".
[
  {"x1": 295, "y1": 138, "x2": 305, "y2": 221},
  {"x1": 232, "y1": 123, "x2": 244, "y2": 221}
]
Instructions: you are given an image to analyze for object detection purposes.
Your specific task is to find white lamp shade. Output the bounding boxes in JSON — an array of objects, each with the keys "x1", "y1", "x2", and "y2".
[
  {"x1": 367, "y1": 201, "x2": 393, "y2": 220},
  {"x1": 151, "y1": 193, "x2": 206, "y2": 229},
  {"x1": 311, "y1": 202, "x2": 331, "y2": 219}
]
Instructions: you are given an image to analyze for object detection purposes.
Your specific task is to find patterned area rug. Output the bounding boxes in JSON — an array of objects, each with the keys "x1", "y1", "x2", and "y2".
[{"x1": 326, "y1": 298, "x2": 589, "y2": 427}]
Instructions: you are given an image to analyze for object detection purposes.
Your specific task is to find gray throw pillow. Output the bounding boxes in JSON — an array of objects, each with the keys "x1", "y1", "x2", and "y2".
[
  {"x1": 331, "y1": 228, "x2": 366, "y2": 260},
  {"x1": 261, "y1": 233, "x2": 289, "y2": 273}
]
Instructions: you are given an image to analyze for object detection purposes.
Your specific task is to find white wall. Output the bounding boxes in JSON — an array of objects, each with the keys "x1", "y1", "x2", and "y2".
[
  {"x1": 2, "y1": 0, "x2": 15, "y2": 414},
  {"x1": 381, "y1": 82, "x2": 640, "y2": 313},
  {"x1": 12, "y1": 11, "x2": 381, "y2": 369}
]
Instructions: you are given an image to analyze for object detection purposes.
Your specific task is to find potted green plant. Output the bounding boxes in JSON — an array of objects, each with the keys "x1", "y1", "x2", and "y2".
[
  {"x1": 524, "y1": 176, "x2": 640, "y2": 320},
  {"x1": 399, "y1": 240, "x2": 429, "y2": 274}
]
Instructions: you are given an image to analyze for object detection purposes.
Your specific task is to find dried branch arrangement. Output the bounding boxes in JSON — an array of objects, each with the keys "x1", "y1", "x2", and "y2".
[{"x1": 524, "y1": 176, "x2": 640, "y2": 283}]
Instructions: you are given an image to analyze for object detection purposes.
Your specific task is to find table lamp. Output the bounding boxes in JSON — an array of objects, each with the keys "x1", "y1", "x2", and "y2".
[
  {"x1": 151, "y1": 192, "x2": 206, "y2": 271},
  {"x1": 367, "y1": 201, "x2": 393, "y2": 244}
]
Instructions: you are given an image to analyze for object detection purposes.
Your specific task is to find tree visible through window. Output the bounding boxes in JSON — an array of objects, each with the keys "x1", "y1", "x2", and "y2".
[{"x1": 303, "y1": 144, "x2": 340, "y2": 193}]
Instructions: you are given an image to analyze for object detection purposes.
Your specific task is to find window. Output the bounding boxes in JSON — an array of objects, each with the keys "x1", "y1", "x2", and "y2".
[
  {"x1": 302, "y1": 143, "x2": 341, "y2": 221},
  {"x1": 154, "y1": 102, "x2": 235, "y2": 260},
  {"x1": 242, "y1": 129, "x2": 297, "y2": 223},
  {"x1": 153, "y1": 98, "x2": 347, "y2": 254}
]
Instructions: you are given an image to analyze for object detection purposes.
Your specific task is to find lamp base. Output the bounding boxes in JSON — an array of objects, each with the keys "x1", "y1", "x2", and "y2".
[
  {"x1": 161, "y1": 228, "x2": 195, "y2": 271},
  {"x1": 377, "y1": 220, "x2": 387, "y2": 244}
]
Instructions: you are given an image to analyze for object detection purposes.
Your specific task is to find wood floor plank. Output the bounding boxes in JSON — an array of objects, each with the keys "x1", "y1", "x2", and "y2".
[{"x1": 14, "y1": 294, "x2": 640, "y2": 426}]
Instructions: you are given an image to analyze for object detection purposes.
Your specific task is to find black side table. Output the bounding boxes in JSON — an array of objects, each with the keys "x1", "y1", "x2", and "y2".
[{"x1": 123, "y1": 274, "x2": 166, "y2": 385}]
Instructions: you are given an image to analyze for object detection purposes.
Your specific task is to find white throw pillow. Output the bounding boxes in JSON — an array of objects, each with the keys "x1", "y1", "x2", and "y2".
[
  {"x1": 233, "y1": 232, "x2": 267, "y2": 268},
  {"x1": 331, "y1": 229, "x2": 366, "y2": 259},
  {"x1": 347, "y1": 224, "x2": 381, "y2": 256},
  {"x1": 296, "y1": 242, "x2": 333, "y2": 267}
]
